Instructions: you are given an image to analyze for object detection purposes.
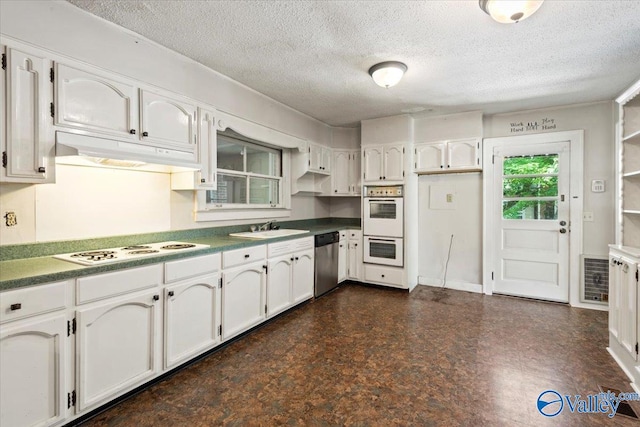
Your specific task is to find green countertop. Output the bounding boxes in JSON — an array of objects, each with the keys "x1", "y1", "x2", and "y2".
[{"x1": 0, "y1": 219, "x2": 360, "y2": 292}]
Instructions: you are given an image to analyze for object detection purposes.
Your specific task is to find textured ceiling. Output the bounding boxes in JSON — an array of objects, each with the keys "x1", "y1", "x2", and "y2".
[{"x1": 66, "y1": 0, "x2": 640, "y2": 127}]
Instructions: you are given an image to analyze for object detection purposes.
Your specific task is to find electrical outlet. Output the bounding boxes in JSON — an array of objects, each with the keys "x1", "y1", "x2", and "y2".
[
  {"x1": 4, "y1": 211, "x2": 17, "y2": 227},
  {"x1": 591, "y1": 180, "x2": 605, "y2": 193},
  {"x1": 583, "y1": 212, "x2": 594, "y2": 222},
  {"x1": 446, "y1": 194, "x2": 453, "y2": 203}
]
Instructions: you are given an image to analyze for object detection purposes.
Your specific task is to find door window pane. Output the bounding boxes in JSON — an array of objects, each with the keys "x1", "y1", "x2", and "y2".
[
  {"x1": 503, "y1": 176, "x2": 558, "y2": 198},
  {"x1": 502, "y1": 200, "x2": 558, "y2": 220},
  {"x1": 206, "y1": 174, "x2": 247, "y2": 204},
  {"x1": 217, "y1": 138, "x2": 244, "y2": 172},
  {"x1": 246, "y1": 145, "x2": 280, "y2": 176},
  {"x1": 249, "y1": 177, "x2": 279, "y2": 205},
  {"x1": 503, "y1": 154, "x2": 558, "y2": 175}
]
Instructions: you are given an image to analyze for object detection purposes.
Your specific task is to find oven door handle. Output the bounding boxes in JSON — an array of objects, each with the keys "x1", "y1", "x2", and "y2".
[
  {"x1": 366, "y1": 199, "x2": 397, "y2": 202},
  {"x1": 367, "y1": 238, "x2": 397, "y2": 243}
]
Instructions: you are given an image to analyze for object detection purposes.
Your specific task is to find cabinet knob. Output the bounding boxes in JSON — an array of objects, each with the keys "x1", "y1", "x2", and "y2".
[
  {"x1": 152, "y1": 295, "x2": 160, "y2": 301},
  {"x1": 168, "y1": 291, "x2": 174, "y2": 297},
  {"x1": 383, "y1": 176, "x2": 386, "y2": 180},
  {"x1": 244, "y1": 254, "x2": 250, "y2": 258},
  {"x1": 381, "y1": 274, "x2": 385, "y2": 278},
  {"x1": 200, "y1": 178, "x2": 206, "y2": 183},
  {"x1": 335, "y1": 189, "x2": 338, "y2": 193},
  {"x1": 295, "y1": 257, "x2": 299, "y2": 261},
  {"x1": 129, "y1": 129, "x2": 136, "y2": 135},
  {"x1": 10, "y1": 303, "x2": 21, "y2": 311},
  {"x1": 379, "y1": 176, "x2": 382, "y2": 180},
  {"x1": 142, "y1": 131, "x2": 149, "y2": 137},
  {"x1": 440, "y1": 165, "x2": 443, "y2": 169},
  {"x1": 291, "y1": 257, "x2": 295, "y2": 261}
]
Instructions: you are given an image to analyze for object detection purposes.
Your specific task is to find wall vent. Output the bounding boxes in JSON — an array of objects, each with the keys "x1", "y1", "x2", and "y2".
[{"x1": 580, "y1": 255, "x2": 609, "y2": 305}]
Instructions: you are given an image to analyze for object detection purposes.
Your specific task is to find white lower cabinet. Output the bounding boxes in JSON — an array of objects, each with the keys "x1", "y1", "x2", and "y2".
[
  {"x1": 347, "y1": 231, "x2": 363, "y2": 281},
  {"x1": 292, "y1": 249, "x2": 314, "y2": 303},
  {"x1": 76, "y1": 289, "x2": 162, "y2": 412},
  {"x1": 268, "y1": 255, "x2": 294, "y2": 317},
  {"x1": 338, "y1": 238, "x2": 347, "y2": 283},
  {"x1": 221, "y1": 261, "x2": 266, "y2": 340},
  {"x1": 164, "y1": 274, "x2": 220, "y2": 369},
  {"x1": 0, "y1": 313, "x2": 69, "y2": 427}
]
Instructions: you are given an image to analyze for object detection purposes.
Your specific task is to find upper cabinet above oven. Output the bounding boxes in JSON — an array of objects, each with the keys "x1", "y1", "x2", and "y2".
[{"x1": 362, "y1": 144, "x2": 405, "y2": 183}]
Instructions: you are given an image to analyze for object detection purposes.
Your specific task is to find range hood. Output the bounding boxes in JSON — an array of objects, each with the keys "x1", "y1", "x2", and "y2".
[{"x1": 55, "y1": 131, "x2": 201, "y2": 172}]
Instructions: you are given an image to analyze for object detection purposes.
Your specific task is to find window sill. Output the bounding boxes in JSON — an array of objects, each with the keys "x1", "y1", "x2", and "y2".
[{"x1": 195, "y1": 208, "x2": 291, "y2": 222}]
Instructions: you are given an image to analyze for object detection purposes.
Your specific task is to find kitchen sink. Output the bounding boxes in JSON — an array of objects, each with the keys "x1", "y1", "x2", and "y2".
[{"x1": 229, "y1": 229, "x2": 309, "y2": 239}]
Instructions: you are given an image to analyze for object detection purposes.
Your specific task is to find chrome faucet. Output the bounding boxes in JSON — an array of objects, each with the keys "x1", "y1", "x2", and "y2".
[{"x1": 258, "y1": 220, "x2": 277, "y2": 231}]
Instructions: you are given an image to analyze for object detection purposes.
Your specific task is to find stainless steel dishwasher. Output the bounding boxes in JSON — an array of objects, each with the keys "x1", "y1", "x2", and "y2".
[{"x1": 314, "y1": 231, "x2": 339, "y2": 297}]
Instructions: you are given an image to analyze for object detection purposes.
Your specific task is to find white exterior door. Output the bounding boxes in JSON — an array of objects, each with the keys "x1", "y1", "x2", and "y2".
[
  {"x1": 221, "y1": 262, "x2": 266, "y2": 339},
  {"x1": 164, "y1": 274, "x2": 220, "y2": 369},
  {"x1": 492, "y1": 141, "x2": 571, "y2": 302},
  {"x1": 384, "y1": 145, "x2": 404, "y2": 181},
  {"x1": 448, "y1": 138, "x2": 479, "y2": 170},
  {"x1": 76, "y1": 290, "x2": 162, "y2": 411},
  {"x1": 267, "y1": 255, "x2": 293, "y2": 317},
  {"x1": 292, "y1": 249, "x2": 314, "y2": 303},
  {"x1": 0, "y1": 313, "x2": 68, "y2": 427},
  {"x1": 140, "y1": 89, "x2": 196, "y2": 151},
  {"x1": 2, "y1": 46, "x2": 54, "y2": 183},
  {"x1": 363, "y1": 146, "x2": 383, "y2": 182},
  {"x1": 415, "y1": 142, "x2": 446, "y2": 172},
  {"x1": 55, "y1": 63, "x2": 138, "y2": 139}
]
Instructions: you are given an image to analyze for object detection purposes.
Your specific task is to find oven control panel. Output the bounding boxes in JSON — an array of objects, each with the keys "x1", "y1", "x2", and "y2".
[{"x1": 365, "y1": 185, "x2": 403, "y2": 197}]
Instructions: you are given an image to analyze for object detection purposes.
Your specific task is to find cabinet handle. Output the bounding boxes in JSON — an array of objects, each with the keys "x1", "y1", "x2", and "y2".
[
  {"x1": 291, "y1": 257, "x2": 295, "y2": 261},
  {"x1": 244, "y1": 254, "x2": 250, "y2": 258},
  {"x1": 295, "y1": 257, "x2": 299, "y2": 261},
  {"x1": 355, "y1": 243, "x2": 357, "y2": 247},
  {"x1": 379, "y1": 176, "x2": 382, "y2": 180},
  {"x1": 129, "y1": 129, "x2": 136, "y2": 135},
  {"x1": 440, "y1": 165, "x2": 443, "y2": 168},
  {"x1": 142, "y1": 131, "x2": 149, "y2": 137},
  {"x1": 10, "y1": 303, "x2": 21, "y2": 311},
  {"x1": 447, "y1": 165, "x2": 450, "y2": 168},
  {"x1": 168, "y1": 291, "x2": 174, "y2": 297},
  {"x1": 381, "y1": 274, "x2": 385, "y2": 278},
  {"x1": 37, "y1": 167, "x2": 46, "y2": 173},
  {"x1": 152, "y1": 295, "x2": 160, "y2": 301},
  {"x1": 335, "y1": 189, "x2": 338, "y2": 193},
  {"x1": 201, "y1": 178, "x2": 206, "y2": 183}
]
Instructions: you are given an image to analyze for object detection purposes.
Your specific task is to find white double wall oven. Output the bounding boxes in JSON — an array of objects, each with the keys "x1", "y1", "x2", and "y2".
[{"x1": 363, "y1": 185, "x2": 404, "y2": 267}]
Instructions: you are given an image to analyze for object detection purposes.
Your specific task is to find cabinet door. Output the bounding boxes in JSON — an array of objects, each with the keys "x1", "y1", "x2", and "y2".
[
  {"x1": 55, "y1": 63, "x2": 138, "y2": 139},
  {"x1": 2, "y1": 46, "x2": 54, "y2": 183},
  {"x1": 363, "y1": 146, "x2": 383, "y2": 182},
  {"x1": 347, "y1": 240, "x2": 362, "y2": 281},
  {"x1": 197, "y1": 108, "x2": 217, "y2": 188},
  {"x1": 322, "y1": 146, "x2": 332, "y2": 174},
  {"x1": 415, "y1": 142, "x2": 446, "y2": 172},
  {"x1": 309, "y1": 144, "x2": 323, "y2": 172},
  {"x1": 164, "y1": 274, "x2": 220, "y2": 369},
  {"x1": 222, "y1": 262, "x2": 266, "y2": 339},
  {"x1": 338, "y1": 240, "x2": 347, "y2": 283},
  {"x1": 618, "y1": 259, "x2": 638, "y2": 360},
  {"x1": 448, "y1": 138, "x2": 480, "y2": 170},
  {"x1": 140, "y1": 89, "x2": 197, "y2": 152},
  {"x1": 0, "y1": 313, "x2": 68, "y2": 427},
  {"x1": 608, "y1": 257, "x2": 620, "y2": 341},
  {"x1": 76, "y1": 290, "x2": 162, "y2": 412},
  {"x1": 349, "y1": 151, "x2": 361, "y2": 195},
  {"x1": 267, "y1": 255, "x2": 293, "y2": 317},
  {"x1": 292, "y1": 249, "x2": 314, "y2": 304},
  {"x1": 383, "y1": 145, "x2": 404, "y2": 180},
  {"x1": 332, "y1": 151, "x2": 351, "y2": 194}
]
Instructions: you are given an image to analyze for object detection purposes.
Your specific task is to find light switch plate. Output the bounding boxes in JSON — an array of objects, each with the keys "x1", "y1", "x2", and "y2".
[{"x1": 591, "y1": 180, "x2": 605, "y2": 193}]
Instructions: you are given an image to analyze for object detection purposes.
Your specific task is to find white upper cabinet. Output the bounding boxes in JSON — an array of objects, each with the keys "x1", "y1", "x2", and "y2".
[
  {"x1": 308, "y1": 143, "x2": 331, "y2": 174},
  {"x1": 55, "y1": 63, "x2": 138, "y2": 139},
  {"x1": 1, "y1": 45, "x2": 55, "y2": 183},
  {"x1": 414, "y1": 138, "x2": 481, "y2": 174},
  {"x1": 331, "y1": 150, "x2": 360, "y2": 195},
  {"x1": 350, "y1": 151, "x2": 361, "y2": 195},
  {"x1": 140, "y1": 89, "x2": 197, "y2": 152},
  {"x1": 363, "y1": 144, "x2": 404, "y2": 182}
]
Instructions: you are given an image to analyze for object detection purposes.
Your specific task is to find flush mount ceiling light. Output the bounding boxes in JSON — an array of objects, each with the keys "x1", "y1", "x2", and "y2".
[
  {"x1": 479, "y1": 0, "x2": 544, "y2": 23},
  {"x1": 368, "y1": 61, "x2": 407, "y2": 88}
]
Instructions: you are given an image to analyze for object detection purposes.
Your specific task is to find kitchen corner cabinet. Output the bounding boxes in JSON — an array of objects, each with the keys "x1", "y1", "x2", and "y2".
[
  {"x1": 338, "y1": 231, "x2": 348, "y2": 283},
  {"x1": 309, "y1": 143, "x2": 331, "y2": 174},
  {"x1": 331, "y1": 150, "x2": 361, "y2": 195},
  {"x1": 347, "y1": 230, "x2": 363, "y2": 281},
  {"x1": 222, "y1": 260, "x2": 266, "y2": 340},
  {"x1": 414, "y1": 138, "x2": 481, "y2": 174},
  {"x1": 362, "y1": 144, "x2": 404, "y2": 183},
  {"x1": 1, "y1": 44, "x2": 55, "y2": 184},
  {"x1": 76, "y1": 289, "x2": 162, "y2": 412}
]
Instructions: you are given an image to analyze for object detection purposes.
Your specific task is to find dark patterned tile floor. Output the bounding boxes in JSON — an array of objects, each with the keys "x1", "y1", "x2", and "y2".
[{"x1": 78, "y1": 284, "x2": 640, "y2": 426}]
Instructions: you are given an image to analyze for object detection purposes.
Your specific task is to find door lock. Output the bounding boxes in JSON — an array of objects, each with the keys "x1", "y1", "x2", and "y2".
[
  {"x1": 559, "y1": 220, "x2": 567, "y2": 226},
  {"x1": 559, "y1": 228, "x2": 567, "y2": 234}
]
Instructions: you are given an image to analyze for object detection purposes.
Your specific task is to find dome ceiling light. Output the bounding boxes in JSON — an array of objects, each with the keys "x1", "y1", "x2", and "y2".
[
  {"x1": 479, "y1": 0, "x2": 544, "y2": 24},
  {"x1": 368, "y1": 61, "x2": 408, "y2": 88}
]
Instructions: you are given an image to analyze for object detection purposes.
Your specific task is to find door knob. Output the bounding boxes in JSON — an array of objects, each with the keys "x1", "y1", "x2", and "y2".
[
  {"x1": 559, "y1": 228, "x2": 567, "y2": 234},
  {"x1": 559, "y1": 220, "x2": 567, "y2": 226}
]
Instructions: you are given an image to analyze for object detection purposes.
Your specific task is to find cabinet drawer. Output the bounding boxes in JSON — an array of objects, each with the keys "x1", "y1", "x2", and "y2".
[
  {"x1": 0, "y1": 281, "x2": 70, "y2": 324},
  {"x1": 364, "y1": 265, "x2": 404, "y2": 287},
  {"x1": 164, "y1": 253, "x2": 221, "y2": 283},
  {"x1": 77, "y1": 264, "x2": 162, "y2": 304},
  {"x1": 348, "y1": 230, "x2": 362, "y2": 240},
  {"x1": 268, "y1": 237, "x2": 313, "y2": 258},
  {"x1": 223, "y1": 245, "x2": 266, "y2": 269}
]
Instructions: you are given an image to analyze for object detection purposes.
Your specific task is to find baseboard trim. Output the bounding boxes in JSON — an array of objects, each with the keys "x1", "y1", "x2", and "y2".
[{"x1": 418, "y1": 277, "x2": 483, "y2": 294}]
